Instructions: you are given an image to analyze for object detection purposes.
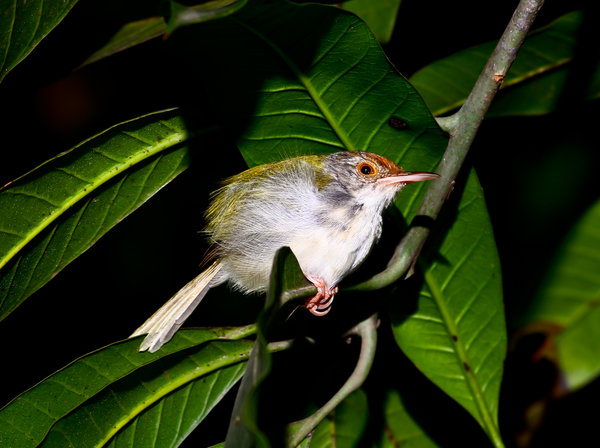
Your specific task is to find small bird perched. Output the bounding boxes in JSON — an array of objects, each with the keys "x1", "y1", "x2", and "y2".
[{"x1": 131, "y1": 151, "x2": 438, "y2": 352}]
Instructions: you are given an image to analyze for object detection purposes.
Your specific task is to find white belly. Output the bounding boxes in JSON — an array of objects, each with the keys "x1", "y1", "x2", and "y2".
[{"x1": 290, "y1": 207, "x2": 381, "y2": 289}]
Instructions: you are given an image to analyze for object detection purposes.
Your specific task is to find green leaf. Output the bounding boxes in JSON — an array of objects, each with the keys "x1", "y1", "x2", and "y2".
[
  {"x1": 171, "y1": 0, "x2": 502, "y2": 439},
  {"x1": 167, "y1": 0, "x2": 249, "y2": 33},
  {"x1": 80, "y1": 17, "x2": 167, "y2": 68},
  {"x1": 0, "y1": 326, "x2": 256, "y2": 447},
  {"x1": 524, "y1": 198, "x2": 600, "y2": 391},
  {"x1": 340, "y1": 0, "x2": 402, "y2": 44},
  {"x1": 0, "y1": 0, "x2": 79, "y2": 83},
  {"x1": 410, "y1": 10, "x2": 596, "y2": 117},
  {"x1": 308, "y1": 389, "x2": 368, "y2": 448},
  {"x1": 169, "y1": 1, "x2": 503, "y2": 441},
  {"x1": 103, "y1": 362, "x2": 245, "y2": 448},
  {"x1": 174, "y1": 0, "x2": 447, "y2": 221},
  {"x1": 391, "y1": 169, "x2": 506, "y2": 444},
  {"x1": 377, "y1": 389, "x2": 439, "y2": 448},
  {"x1": 0, "y1": 109, "x2": 215, "y2": 321}
]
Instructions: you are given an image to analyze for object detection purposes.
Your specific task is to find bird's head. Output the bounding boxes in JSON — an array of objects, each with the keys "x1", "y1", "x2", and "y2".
[{"x1": 322, "y1": 151, "x2": 439, "y2": 212}]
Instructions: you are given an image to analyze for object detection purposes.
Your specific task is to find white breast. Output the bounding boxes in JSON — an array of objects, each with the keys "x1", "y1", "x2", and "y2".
[{"x1": 290, "y1": 205, "x2": 382, "y2": 289}]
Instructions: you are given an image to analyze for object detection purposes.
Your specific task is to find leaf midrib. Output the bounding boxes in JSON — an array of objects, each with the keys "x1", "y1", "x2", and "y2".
[
  {"x1": 0, "y1": 119, "x2": 188, "y2": 271},
  {"x1": 422, "y1": 266, "x2": 502, "y2": 446},
  {"x1": 90, "y1": 350, "x2": 251, "y2": 448},
  {"x1": 230, "y1": 15, "x2": 358, "y2": 152}
]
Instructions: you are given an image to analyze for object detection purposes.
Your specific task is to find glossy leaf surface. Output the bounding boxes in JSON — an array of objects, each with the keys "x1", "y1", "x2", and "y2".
[
  {"x1": 0, "y1": 110, "x2": 197, "y2": 320},
  {"x1": 179, "y1": 0, "x2": 503, "y2": 436},
  {"x1": 524, "y1": 198, "x2": 600, "y2": 391},
  {"x1": 103, "y1": 362, "x2": 245, "y2": 448},
  {"x1": 391, "y1": 169, "x2": 506, "y2": 441},
  {"x1": 0, "y1": 0, "x2": 79, "y2": 82},
  {"x1": 410, "y1": 11, "x2": 596, "y2": 117},
  {"x1": 341, "y1": 0, "x2": 402, "y2": 44},
  {"x1": 176, "y1": 0, "x2": 447, "y2": 221},
  {"x1": 0, "y1": 326, "x2": 255, "y2": 447}
]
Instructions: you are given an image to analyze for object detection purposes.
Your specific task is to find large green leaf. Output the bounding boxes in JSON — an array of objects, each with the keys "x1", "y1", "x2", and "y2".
[
  {"x1": 103, "y1": 362, "x2": 245, "y2": 448},
  {"x1": 0, "y1": 109, "x2": 212, "y2": 321},
  {"x1": 409, "y1": 11, "x2": 597, "y2": 117},
  {"x1": 190, "y1": 0, "x2": 448, "y2": 309},
  {"x1": 391, "y1": 169, "x2": 506, "y2": 445},
  {"x1": 0, "y1": 0, "x2": 79, "y2": 82},
  {"x1": 174, "y1": 0, "x2": 503, "y2": 438},
  {"x1": 523, "y1": 198, "x2": 600, "y2": 391},
  {"x1": 173, "y1": 0, "x2": 447, "y2": 223},
  {"x1": 0, "y1": 326, "x2": 256, "y2": 447}
]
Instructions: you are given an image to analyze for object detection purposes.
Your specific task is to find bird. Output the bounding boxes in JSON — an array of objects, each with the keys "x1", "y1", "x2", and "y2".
[{"x1": 131, "y1": 151, "x2": 439, "y2": 352}]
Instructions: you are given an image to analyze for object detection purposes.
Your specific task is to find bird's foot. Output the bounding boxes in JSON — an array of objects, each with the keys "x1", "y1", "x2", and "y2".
[{"x1": 304, "y1": 277, "x2": 338, "y2": 316}]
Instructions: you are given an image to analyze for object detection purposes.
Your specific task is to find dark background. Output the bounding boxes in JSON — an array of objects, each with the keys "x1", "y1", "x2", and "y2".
[{"x1": 0, "y1": 0, "x2": 598, "y2": 446}]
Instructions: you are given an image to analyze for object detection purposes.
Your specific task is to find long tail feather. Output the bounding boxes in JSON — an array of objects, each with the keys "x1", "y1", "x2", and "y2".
[{"x1": 131, "y1": 261, "x2": 223, "y2": 352}]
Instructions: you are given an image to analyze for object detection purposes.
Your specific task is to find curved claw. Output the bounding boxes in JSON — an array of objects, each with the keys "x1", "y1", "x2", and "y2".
[
  {"x1": 309, "y1": 304, "x2": 332, "y2": 316},
  {"x1": 304, "y1": 278, "x2": 338, "y2": 316}
]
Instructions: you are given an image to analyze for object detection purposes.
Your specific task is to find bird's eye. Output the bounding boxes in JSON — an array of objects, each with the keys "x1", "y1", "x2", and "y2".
[{"x1": 358, "y1": 162, "x2": 377, "y2": 176}]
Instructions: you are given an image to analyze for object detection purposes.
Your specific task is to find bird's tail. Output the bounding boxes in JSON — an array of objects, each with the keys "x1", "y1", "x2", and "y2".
[{"x1": 131, "y1": 260, "x2": 223, "y2": 352}]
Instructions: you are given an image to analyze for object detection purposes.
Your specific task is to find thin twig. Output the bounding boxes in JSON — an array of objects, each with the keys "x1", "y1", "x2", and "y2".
[
  {"x1": 286, "y1": 314, "x2": 378, "y2": 447},
  {"x1": 350, "y1": 0, "x2": 545, "y2": 295}
]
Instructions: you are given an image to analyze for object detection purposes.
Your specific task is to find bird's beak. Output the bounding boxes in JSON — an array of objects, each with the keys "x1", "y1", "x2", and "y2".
[{"x1": 377, "y1": 171, "x2": 440, "y2": 186}]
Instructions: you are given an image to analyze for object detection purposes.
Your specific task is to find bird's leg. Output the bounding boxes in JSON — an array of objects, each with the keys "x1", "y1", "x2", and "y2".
[{"x1": 304, "y1": 277, "x2": 338, "y2": 316}]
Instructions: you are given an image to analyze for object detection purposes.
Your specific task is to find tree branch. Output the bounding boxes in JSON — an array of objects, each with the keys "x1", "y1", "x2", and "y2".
[{"x1": 350, "y1": 0, "x2": 545, "y2": 292}]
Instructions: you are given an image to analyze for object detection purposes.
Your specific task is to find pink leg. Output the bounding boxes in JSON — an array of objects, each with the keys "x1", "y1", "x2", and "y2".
[{"x1": 304, "y1": 277, "x2": 338, "y2": 316}]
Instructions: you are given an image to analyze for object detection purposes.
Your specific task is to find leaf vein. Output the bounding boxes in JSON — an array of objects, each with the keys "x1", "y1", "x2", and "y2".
[
  {"x1": 465, "y1": 308, "x2": 500, "y2": 353},
  {"x1": 239, "y1": 135, "x2": 344, "y2": 149},
  {"x1": 309, "y1": 22, "x2": 352, "y2": 69},
  {"x1": 56, "y1": 167, "x2": 94, "y2": 184},
  {"x1": 0, "y1": 255, "x2": 21, "y2": 310},
  {"x1": 53, "y1": 200, "x2": 91, "y2": 269},
  {"x1": 0, "y1": 414, "x2": 38, "y2": 442},
  {"x1": 0, "y1": 227, "x2": 25, "y2": 238},
  {"x1": 85, "y1": 176, "x2": 129, "y2": 250},
  {"x1": 253, "y1": 110, "x2": 325, "y2": 120},
  {"x1": 91, "y1": 148, "x2": 125, "y2": 163},
  {"x1": 3, "y1": 189, "x2": 61, "y2": 207},
  {"x1": 122, "y1": 131, "x2": 154, "y2": 146},
  {"x1": 455, "y1": 273, "x2": 494, "y2": 326},
  {"x1": 440, "y1": 233, "x2": 484, "y2": 294},
  {"x1": 20, "y1": 224, "x2": 59, "y2": 297},
  {"x1": 317, "y1": 44, "x2": 370, "y2": 98},
  {"x1": 339, "y1": 69, "x2": 389, "y2": 125}
]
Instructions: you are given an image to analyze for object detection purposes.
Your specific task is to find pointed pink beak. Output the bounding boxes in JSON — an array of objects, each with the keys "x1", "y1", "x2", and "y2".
[{"x1": 377, "y1": 171, "x2": 440, "y2": 186}]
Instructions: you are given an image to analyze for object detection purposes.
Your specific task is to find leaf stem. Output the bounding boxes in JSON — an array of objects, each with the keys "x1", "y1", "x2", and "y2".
[
  {"x1": 286, "y1": 314, "x2": 378, "y2": 447},
  {"x1": 350, "y1": 0, "x2": 545, "y2": 294}
]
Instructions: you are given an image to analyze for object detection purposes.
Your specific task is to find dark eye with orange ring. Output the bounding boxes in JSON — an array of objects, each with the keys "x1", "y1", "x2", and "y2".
[{"x1": 358, "y1": 162, "x2": 377, "y2": 176}]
